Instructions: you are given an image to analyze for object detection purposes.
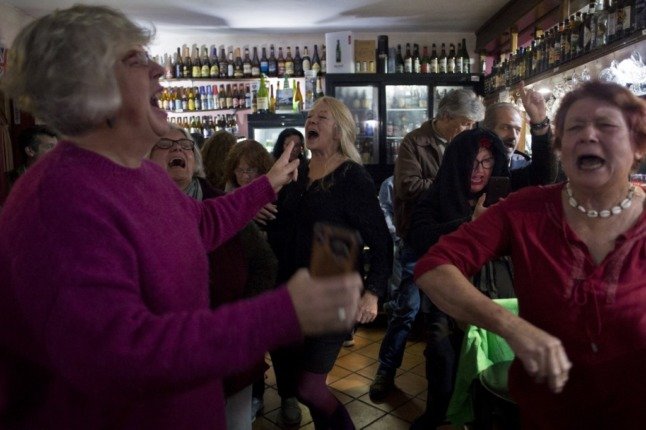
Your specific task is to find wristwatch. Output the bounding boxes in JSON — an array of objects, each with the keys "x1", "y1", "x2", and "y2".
[{"x1": 529, "y1": 117, "x2": 550, "y2": 131}]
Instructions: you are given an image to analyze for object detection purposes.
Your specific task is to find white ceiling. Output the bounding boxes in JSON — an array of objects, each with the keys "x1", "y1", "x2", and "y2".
[{"x1": 4, "y1": 0, "x2": 508, "y2": 36}]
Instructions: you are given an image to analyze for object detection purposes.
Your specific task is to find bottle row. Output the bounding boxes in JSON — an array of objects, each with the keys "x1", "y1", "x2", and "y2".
[
  {"x1": 485, "y1": 0, "x2": 645, "y2": 93},
  {"x1": 387, "y1": 39, "x2": 474, "y2": 74},
  {"x1": 156, "y1": 43, "x2": 326, "y2": 80},
  {"x1": 169, "y1": 114, "x2": 240, "y2": 140}
]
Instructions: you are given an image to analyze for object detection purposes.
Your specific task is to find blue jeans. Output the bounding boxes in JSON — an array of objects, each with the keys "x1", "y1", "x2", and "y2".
[{"x1": 376, "y1": 244, "x2": 420, "y2": 375}]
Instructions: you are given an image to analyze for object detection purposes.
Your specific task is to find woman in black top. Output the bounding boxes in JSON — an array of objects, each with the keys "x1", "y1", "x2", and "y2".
[{"x1": 267, "y1": 97, "x2": 392, "y2": 429}]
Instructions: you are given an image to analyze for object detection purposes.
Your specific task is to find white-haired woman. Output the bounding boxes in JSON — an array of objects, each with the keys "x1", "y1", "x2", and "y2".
[
  {"x1": 0, "y1": 6, "x2": 362, "y2": 429},
  {"x1": 266, "y1": 96, "x2": 392, "y2": 429}
]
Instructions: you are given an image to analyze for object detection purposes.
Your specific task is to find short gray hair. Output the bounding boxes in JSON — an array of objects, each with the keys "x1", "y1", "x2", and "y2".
[
  {"x1": 171, "y1": 125, "x2": 206, "y2": 179},
  {"x1": 482, "y1": 102, "x2": 521, "y2": 131},
  {"x1": 1, "y1": 5, "x2": 153, "y2": 136},
  {"x1": 436, "y1": 88, "x2": 485, "y2": 122}
]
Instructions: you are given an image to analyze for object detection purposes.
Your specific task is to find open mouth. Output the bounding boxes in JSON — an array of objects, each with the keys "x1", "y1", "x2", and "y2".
[
  {"x1": 168, "y1": 157, "x2": 186, "y2": 168},
  {"x1": 150, "y1": 96, "x2": 159, "y2": 107},
  {"x1": 577, "y1": 155, "x2": 605, "y2": 170},
  {"x1": 503, "y1": 139, "x2": 515, "y2": 150},
  {"x1": 307, "y1": 130, "x2": 319, "y2": 139}
]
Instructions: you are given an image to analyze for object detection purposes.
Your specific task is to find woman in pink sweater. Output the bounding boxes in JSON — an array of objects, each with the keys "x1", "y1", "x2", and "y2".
[{"x1": 0, "y1": 5, "x2": 361, "y2": 429}]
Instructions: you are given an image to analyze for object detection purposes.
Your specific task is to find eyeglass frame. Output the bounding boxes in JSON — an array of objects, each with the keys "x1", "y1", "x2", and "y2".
[
  {"x1": 155, "y1": 138, "x2": 195, "y2": 151},
  {"x1": 472, "y1": 157, "x2": 495, "y2": 171},
  {"x1": 234, "y1": 167, "x2": 259, "y2": 176}
]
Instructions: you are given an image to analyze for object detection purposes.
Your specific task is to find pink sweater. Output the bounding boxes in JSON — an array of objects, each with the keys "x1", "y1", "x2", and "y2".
[{"x1": 0, "y1": 141, "x2": 302, "y2": 429}]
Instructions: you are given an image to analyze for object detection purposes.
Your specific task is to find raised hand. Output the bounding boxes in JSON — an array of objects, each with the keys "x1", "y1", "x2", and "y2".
[
  {"x1": 519, "y1": 81, "x2": 548, "y2": 124},
  {"x1": 266, "y1": 141, "x2": 300, "y2": 193}
]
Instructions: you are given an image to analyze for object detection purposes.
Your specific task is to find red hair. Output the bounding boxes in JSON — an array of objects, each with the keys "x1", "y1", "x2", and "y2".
[{"x1": 553, "y1": 81, "x2": 646, "y2": 154}]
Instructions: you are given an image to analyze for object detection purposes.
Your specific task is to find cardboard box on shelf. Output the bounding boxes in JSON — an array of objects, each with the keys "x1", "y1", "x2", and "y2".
[
  {"x1": 354, "y1": 40, "x2": 376, "y2": 73},
  {"x1": 325, "y1": 31, "x2": 354, "y2": 74}
]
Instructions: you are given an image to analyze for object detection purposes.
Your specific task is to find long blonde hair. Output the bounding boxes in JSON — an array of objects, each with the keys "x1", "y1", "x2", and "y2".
[{"x1": 312, "y1": 97, "x2": 361, "y2": 164}]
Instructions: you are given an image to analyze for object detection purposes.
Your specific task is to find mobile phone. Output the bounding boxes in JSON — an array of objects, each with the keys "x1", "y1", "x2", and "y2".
[
  {"x1": 484, "y1": 176, "x2": 511, "y2": 207},
  {"x1": 310, "y1": 223, "x2": 361, "y2": 278}
]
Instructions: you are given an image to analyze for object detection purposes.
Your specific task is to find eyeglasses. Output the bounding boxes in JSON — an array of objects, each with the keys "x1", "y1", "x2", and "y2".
[
  {"x1": 473, "y1": 157, "x2": 495, "y2": 171},
  {"x1": 155, "y1": 138, "x2": 194, "y2": 150},
  {"x1": 122, "y1": 50, "x2": 152, "y2": 68},
  {"x1": 235, "y1": 167, "x2": 258, "y2": 176}
]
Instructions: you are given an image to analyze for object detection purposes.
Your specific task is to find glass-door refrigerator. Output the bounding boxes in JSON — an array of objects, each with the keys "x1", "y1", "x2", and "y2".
[
  {"x1": 247, "y1": 112, "x2": 307, "y2": 153},
  {"x1": 326, "y1": 74, "x2": 483, "y2": 186}
]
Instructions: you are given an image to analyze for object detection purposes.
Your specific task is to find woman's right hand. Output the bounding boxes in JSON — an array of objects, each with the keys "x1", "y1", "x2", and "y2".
[
  {"x1": 286, "y1": 269, "x2": 362, "y2": 336},
  {"x1": 472, "y1": 194, "x2": 487, "y2": 221},
  {"x1": 504, "y1": 318, "x2": 572, "y2": 393},
  {"x1": 266, "y1": 141, "x2": 300, "y2": 193}
]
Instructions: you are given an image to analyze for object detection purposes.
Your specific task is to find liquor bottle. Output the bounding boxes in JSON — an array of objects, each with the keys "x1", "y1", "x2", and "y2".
[
  {"x1": 219, "y1": 48, "x2": 228, "y2": 79},
  {"x1": 251, "y1": 47, "x2": 260, "y2": 77},
  {"x1": 195, "y1": 87, "x2": 203, "y2": 111},
  {"x1": 277, "y1": 47, "x2": 286, "y2": 78},
  {"x1": 225, "y1": 84, "x2": 233, "y2": 109},
  {"x1": 561, "y1": 18, "x2": 571, "y2": 62},
  {"x1": 455, "y1": 43, "x2": 464, "y2": 73},
  {"x1": 404, "y1": 43, "x2": 413, "y2": 73},
  {"x1": 320, "y1": 44, "x2": 327, "y2": 74},
  {"x1": 311, "y1": 45, "x2": 321, "y2": 75},
  {"x1": 395, "y1": 44, "x2": 405, "y2": 73},
  {"x1": 584, "y1": 3, "x2": 596, "y2": 52},
  {"x1": 448, "y1": 43, "x2": 457, "y2": 73},
  {"x1": 316, "y1": 76, "x2": 324, "y2": 98},
  {"x1": 269, "y1": 84, "x2": 276, "y2": 113},
  {"x1": 285, "y1": 46, "x2": 295, "y2": 77},
  {"x1": 622, "y1": 0, "x2": 634, "y2": 35},
  {"x1": 183, "y1": 45, "x2": 192, "y2": 78},
  {"x1": 595, "y1": 0, "x2": 609, "y2": 48},
  {"x1": 257, "y1": 74, "x2": 269, "y2": 113},
  {"x1": 243, "y1": 47, "x2": 252, "y2": 78},
  {"x1": 174, "y1": 47, "x2": 183, "y2": 78},
  {"x1": 430, "y1": 44, "x2": 439, "y2": 73},
  {"x1": 260, "y1": 47, "x2": 269, "y2": 75},
  {"x1": 200, "y1": 46, "x2": 210, "y2": 78},
  {"x1": 232, "y1": 84, "x2": 239, "y2": 109},
  {"x1": 234, "y1": 48, "x2": 244, "y2": 78},
  {"x1": 192, "y1": 45, "x2": 201, "y2": 78},
  {"x1": 439, "y1": 43, "x2": 448, "y2": 73},
  {"x1": 294, "y1": 81, "x2": 303, "y2": 112},
  {"x1": 212, "y1": 85, "x2": 220, "y2": 110},
  {"x1": 615, "y1": 0, "x2": 626, "y2": 39},
  {"x1": 187, "y1": 87, "x2": 196, "y2": 111},
  {"x1": 227, "y1": 50, "x2": 235, "y2": 78},
  {"x1": 301, "y1": 46, "x2": 311, "y2": 74},
  {"x1": 607, "y1": 0, "x2": 618, "y2": 42},
  {"x1": 420, "y1": 46, "x2": 430, "y2": 73},
  {"x1": 413, "y1": 44, "x2": 421, "y2": 73},
  {"x1": 570, "y1": 13, "x2": 582, "y2": 58},
  {"x1": 268, "y1": 45, "x2": 278, "y2": 77},
  {"x1": 163, "y1": 54, "x2": 173, "y2": 79},
  {"x1": 218, "y1": 84, "x2": 226, "y2": 109},
  {"x1": 293, "y1": 46, "x2": 303, "y2": 77},
  {"x1": 461, "y1": 38, "x2": 471, "y2": 73},
  {"x1": 209, "y1": 46, "x2": 219, "y2": 78}
]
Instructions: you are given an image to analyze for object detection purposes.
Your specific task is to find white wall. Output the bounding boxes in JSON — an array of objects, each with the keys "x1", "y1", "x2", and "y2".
[{"x1": 0, "y1": 2, "x2": 33, "y2": 48}]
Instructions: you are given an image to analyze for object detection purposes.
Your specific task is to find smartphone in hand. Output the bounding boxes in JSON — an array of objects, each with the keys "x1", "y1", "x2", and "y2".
[
  {"x1": 483, "y1": 176, "x2": 511, "y2": 207},
  {"x1": 310, "y1": 223, "x2": 361, "y2": 277}
]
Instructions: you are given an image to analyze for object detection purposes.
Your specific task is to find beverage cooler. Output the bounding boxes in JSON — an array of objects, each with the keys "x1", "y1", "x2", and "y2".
[
  {"x1": 325, "y1": 73, "x2": 483, "y2": 186},
  {"x1": 247, "y1": 112, "x2": 308, "y2": 153}
]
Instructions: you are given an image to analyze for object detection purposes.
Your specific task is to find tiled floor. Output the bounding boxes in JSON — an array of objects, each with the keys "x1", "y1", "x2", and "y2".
[{"x1": 252, "y1": 323, "x2": 432, "y2": 430}]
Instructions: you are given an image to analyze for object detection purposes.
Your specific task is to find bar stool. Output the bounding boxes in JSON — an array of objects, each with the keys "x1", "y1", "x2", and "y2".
[{"x1": 473, "y1": 360, "x2": 519, "y2": 430}]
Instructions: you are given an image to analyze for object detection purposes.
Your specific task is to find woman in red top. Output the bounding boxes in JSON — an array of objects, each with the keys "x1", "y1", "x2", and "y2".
[{"x1": 414, "y1": 81, "x2": 646, "y2": 429}]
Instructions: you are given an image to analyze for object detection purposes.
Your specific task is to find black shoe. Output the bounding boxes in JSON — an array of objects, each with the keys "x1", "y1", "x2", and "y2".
[{"x1": 369, "y1": 372, "x2": 395, "y2": 402}]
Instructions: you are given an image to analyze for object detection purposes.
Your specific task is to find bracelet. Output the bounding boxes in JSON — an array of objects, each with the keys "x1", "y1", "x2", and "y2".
[{"x1": 529, "y1": 117, "x2": 550, "y2": 131}]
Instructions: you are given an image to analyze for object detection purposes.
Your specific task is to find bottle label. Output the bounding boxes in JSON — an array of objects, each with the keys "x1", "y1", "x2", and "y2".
[
  {"x1": 257, "y1": 96, "x2": 269, "y2": 111},
  {"x1": 312, "y1": 63, "x2": 321, "y2": 74},
  {"x1": 404, "y1": 58, "x2": 412, "y2": 73},
  {"x1": 260, "y1": 61, "x2": 269, "y2": 74},
  {"x1": 243, "y1": 64, "x2": 252, "y2": 75},
  {"x1": 303, "y1": 59, "x2": 311, "y2": 71},
  {"x1": 251, "y1": 66, "x2": 260, "y2": 77},
  {"x1": 431, "y1": 58, "x2": 439, "y2": 73}
]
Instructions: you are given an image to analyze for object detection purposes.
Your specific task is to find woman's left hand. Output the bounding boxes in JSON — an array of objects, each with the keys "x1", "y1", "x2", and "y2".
[
  {"x1": 472, "y1": 194, "x2": 488, "y2": 221},
  {"x1": 254, "y1": 203, "x2": 277, "y2": 225},
  {"x1": 355, "y1": 291, "x2": 379, "y2": 324},
  {"x1": 266, "y1": 141, "x2": 300, "y2": 193}
]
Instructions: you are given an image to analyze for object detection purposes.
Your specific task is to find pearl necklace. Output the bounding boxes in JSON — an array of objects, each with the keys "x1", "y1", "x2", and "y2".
[{"x1": 565, "y1": 182, "x2": 635, "y2": 218}]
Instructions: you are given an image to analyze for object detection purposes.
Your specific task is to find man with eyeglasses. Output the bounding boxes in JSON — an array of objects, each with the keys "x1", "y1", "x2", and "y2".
[{"x1": 483, "y1": 83, "x2": 558, "y2": 188}]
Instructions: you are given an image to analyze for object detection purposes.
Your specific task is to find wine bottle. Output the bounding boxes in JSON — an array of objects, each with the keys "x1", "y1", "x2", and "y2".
[
  {"x1": 200, "y1": 46, "x2": 210, "y2": 78},
  {"x1": 234, "y1": 48, "x2": 244, "y2": 78},
  {"x1": 192, "y1": 45, "x2": 201, "y2": 78},
  {"x1": 448, "y1": 43, "x2": 456, "y2": 73},
  {"x1": 183, "y1": 45, "x2": 192, "y2": 78},
  {"x1": 396, "y1": 44, "x2": 404, "y2": 73},
  {"x1": 285, "y1": 46, "x2": 295, "y2": 77},
  {"x1": 227, "y1": 50, "x2": 235, "y2": 78},
  {"x1": 413, "y1": 44, "x2": 421, "y2": 73},
  {"x1": 260, "y1": 47, "x2": 269, "y2": 75},
  {"x1": 251, "y1": 47, "x2": 260, "y2": 77},
  {"x1": 269, "y1": 84, "x2": 276, "y2": 113},
  {"x1": 268, "y1": 45, "x2": 278, "y2": 77},
  {"x1": 219, "y1": 48, "x2": 228, "y2": 79},
  {"x1": 430, "y1": 44, "x2": 439, "y2": 73},
  {"x1": 439, "y1": 43, "x2": 448, "y2": 73},
  {"x1": 302, "y1": 46, "x2": 311, "y2": 74},
  {"x1": 320, "y1": 44, "x2": 326, "y2": 75},
  {"x1": 277, "y1": 46, "x2": 286, "y2": 78},
  {"x1": 311, "y1": 45, "x2": 321, "y2": 75},
  {"x1": 232, "y1": 84, "x2": 239, "y2": 109},
  {"x1": 209, "y1": 46, "x2": 219, "y2": 78},
  {"x1": 294, "y1": 81, "x2": 303, "y2": 112},
  {"x1": 257, "y1": 74, "x2": 269, "y2": 113},
  {"x1": 243, "y1": 47, "x2": 252, "y2": 78},
  {"x1": 404, "y1": 43, "x2": 413, "y2": 73},
  {"x1": 174, "y1": 47, "x2": 183, "y2": 78}
]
